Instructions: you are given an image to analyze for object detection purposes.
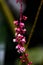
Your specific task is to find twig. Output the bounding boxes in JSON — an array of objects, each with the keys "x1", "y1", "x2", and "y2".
[{"x1": 26, "y1": 0, "x2": 43, "y2": 49}]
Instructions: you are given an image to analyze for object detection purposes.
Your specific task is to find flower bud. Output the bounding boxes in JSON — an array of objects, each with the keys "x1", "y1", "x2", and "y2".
[
  {"x1": 22, "y1": 60, "x2": 25, "y2": 62},
  {"x1": 16, "y1": 44, "x2": 21, "y2": 49},
  {"x1": 13, "y1": 20, "x2": 18, "y2": 25},
  {"x1": 22, "y1": 29, "x2": 26, "y2": 34},
  {"x1": 25, "y1": 53, "x2": 28, "y2": 57},
  {"x1": 27, "y1": 64, "x2": 30, "y2": 65},
  {"x1": 23, "y1": 16, "x2": 27, "y2": 20},
  {"x1": 15, "y1": 28, "x2": 20, "y2": 32},
  {"x1": 29, "y1": 61, "x2": 32, "y2": 64},
  {"x1": 19, "y1": 56, "x2": 22, "y2": 59},
  {"x1": 17, "y1": 34, "x2": 23, "y2": 40},
  {"x1": 20, "y1": 37, "x2": 26, "y2": 44},
  {"x1": 20, "y1": 22, "x2": 25, "y2": 28}
]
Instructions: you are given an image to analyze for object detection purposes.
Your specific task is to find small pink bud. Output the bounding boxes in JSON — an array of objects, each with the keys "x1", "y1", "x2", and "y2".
[
  {"x1": 16, "y1": 37, "x2": 18, "y2": 42},
  {"x1": 21, "y1": 37, "x2": 26, "y2": 44},
  {"x1": 29, "y1": 61, "x2": 32, "y2": 64},
  {"x1": 17, "y1": 34, "x2": 23, "y2": 39},
  {"x1": 20, "y1": 47, "x2": 25, "y2": 53},
  {"x1": 22, "y1": 29, "x2": 26, "y2": 34},
  {"x1": 23, "y1": 16, "x2": 27, "y2": 20},
  {"x1": 16, "y1": 44, "x2": 21, "y2": 49},
  {"x1": 15, "y1": 28, "x2": 20, "y2": 32},
  {"x1": 13, "y1": 20, "x2": 18, "y2": 25},
  {"x1": 27, "y1": 64, "x2": 30, "y2": 65},
  {"x1": 20, "y1": 22, "x2": 25, "y2": 28},
  {"x1": 17, "y1": 28, "x2": 20, "y2": 32},
  {"x1": 22, "y1": 60, "x2": 25, "y2": 62},
  {"x1": 19, "y1": 56, "x2": 22, "y2": 59},
  {"x1": 17, "y1": 34, "x2": 21, "y2": 37},
  {"x1": 25, "y1": 53, "x2": 28, "y2": 57}
]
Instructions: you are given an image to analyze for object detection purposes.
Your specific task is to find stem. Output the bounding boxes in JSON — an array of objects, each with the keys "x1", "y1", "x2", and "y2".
[
  {"x1": 25, "y1": 0, "x2": 43, "y2": 49},
  {"x1": 20, "y1": 0, "x2": 22, "y2": 22}
]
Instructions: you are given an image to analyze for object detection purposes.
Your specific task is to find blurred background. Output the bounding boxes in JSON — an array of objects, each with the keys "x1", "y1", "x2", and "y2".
[{"x1": 0, "y1": 0, "x2": 43, "y2": 65}]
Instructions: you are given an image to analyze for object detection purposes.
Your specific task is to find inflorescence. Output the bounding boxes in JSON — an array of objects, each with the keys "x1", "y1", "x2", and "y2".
[{"x1": 13, "y1": 0, "x2": 32, "y2": 65}]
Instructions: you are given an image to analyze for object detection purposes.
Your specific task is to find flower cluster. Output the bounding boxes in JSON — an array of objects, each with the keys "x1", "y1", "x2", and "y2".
[
  {"x1": 13, "y1": 16, "x2": 27, "y2": 53},
  {"x1": 13, "y1": 18, "x2": 32, "y2": 65},
  {"x1": 13, "y1": 0, "x2": 32, "y2": 65},
  {"x1": 19, "y1": 53, "x2": 32, "y2": 65}
]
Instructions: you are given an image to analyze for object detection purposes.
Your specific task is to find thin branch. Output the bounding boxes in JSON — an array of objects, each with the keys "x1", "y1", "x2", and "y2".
[{"x1": 26, "y1": 0, "x2": 43, "y2": 49}]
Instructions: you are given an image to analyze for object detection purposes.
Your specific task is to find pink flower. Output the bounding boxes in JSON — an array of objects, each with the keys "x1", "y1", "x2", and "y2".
[
  {"x1": 20, "y1": 37, "x2": 26, "y2": 44},
  {"x1": 23, "y1": 16, "x2": 27, "y2": 20},
  {"x1": 13, "y1": 20, "x2": 18, "y2": 25},
  {"x1": 17, "y1": 34, "x2": 23, "y2": 39},
  {"x1": 13, "y1": 38, "x2": 19, "y2": 42},
  {"x1": 16, "y1": 44, "x2": 21, "y2": 49},
  {"x1": 15, "y1": 34, "x2": 23, "y2": 42},
  {"x1": 15, "y1": 37, "x2": 18, "y2": 42},
  {"x1": 20, "y1": 47, "x2": 25, "y2": 53},
  {"x1": 20, "y1": 22, "x2": 25, "y2": 28},
  {"x1": 22, "y1": 29, "x2": 26, "y2": 34},
  {"x1": 15, "y1": 28, "x2": 20, "y2": 32},
  {"x1": 16, "y1": 45, "x2": 25, "y2": 53}
]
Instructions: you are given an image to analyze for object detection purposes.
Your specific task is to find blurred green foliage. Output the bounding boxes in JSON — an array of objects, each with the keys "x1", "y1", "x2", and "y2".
[{"x1": 0, "y1": 6, "x2": 7, "y2": 43}]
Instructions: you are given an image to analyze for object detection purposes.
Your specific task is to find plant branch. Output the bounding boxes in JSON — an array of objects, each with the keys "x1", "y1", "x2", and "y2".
[{"x1": 25, "y1": 0, "x2": 43, "y2": 49}]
